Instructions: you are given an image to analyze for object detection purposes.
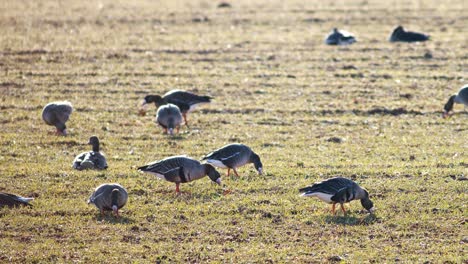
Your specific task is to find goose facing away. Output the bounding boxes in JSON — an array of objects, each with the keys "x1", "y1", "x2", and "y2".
[
  {"x1": 389, "y1": 26, "x2": 429, "y2": 42},
  {"x1": 0, "y1": 192, "x2": 34, "y2": 208},
  {"x1": 142, "y1": 90, "x2": 212, "y2": 125},
  {"x1": 299, "y1": 177, "x2": 374, "y2": 215},
  {"x1": 156, "y1": 104, "x2": 183, "y2": 135},
  {"x1": 42, "y1": 101, "x2": 73, "y2": 135},
  {"x1": 72, "y1": 136, "x2": 108, "y2": 170},
  {"x1": 202, "y1": 143, "x2": 263, "y2": 177},
  {"x1": 443, "y1": 84, "x2": 468, "y2": 118},
  {"x1": 137, "y1": 155, "x2": 222, "y2": 194},
  {"x1": 325, "y1": 28, "x2": 356, "y2": 45},
  {"x1": 88, "y1": 183, "x2": 128, "y2": 217}
]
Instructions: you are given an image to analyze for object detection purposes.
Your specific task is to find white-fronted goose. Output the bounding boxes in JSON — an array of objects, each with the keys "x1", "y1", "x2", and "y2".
[
  {"x1": 72, "y1": 136, "x2": 108, "y2": 170},
  {"x1": 299, "y1": 177, "x2": 374, "y2": 214},
  {"x1": 202, "y1": 143, "x2": 263, "y2": 177},
  {"x1": 42, "y1": 101, "x2": 73, "y2": 135},
  {"x1": 444, "y1": 84, "x2": 468, "y2": 118},
  {"x1": 88, "y1": 183, "x2": 128, "y2": 217},
  {"x1": 325, "y1": 28, "x2": 356, "y2": 45},
  {"x1": 142, "y1": 90, "x2": 212, "y2": 125},
  {"x1": 156, "y1": 104, "x2": 183, "y2": 135},
  {"x1": 0, "y1": 192, "x2": 34, "y2": 207},
  {"x1": 389, "y1": 26, "x2": 429, "y2": 42},
  {"x1": 138, "y1": 155, "x2": 222, "y2": 194}
]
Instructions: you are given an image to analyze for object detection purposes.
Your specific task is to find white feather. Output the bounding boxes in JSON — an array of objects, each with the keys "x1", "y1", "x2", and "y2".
[
  {"x1": 205, "y1": 159, "x2": 228, "y2": 168},
  {"x1": 301, "y1": 192, "x2": 333, "y2": 203},
  {"x1": 143, "y1": 171, "x2": 166, "y2": 180}
]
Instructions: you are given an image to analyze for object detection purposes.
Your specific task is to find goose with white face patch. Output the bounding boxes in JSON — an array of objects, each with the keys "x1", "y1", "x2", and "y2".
[
  {"x1": 443, "y1": 84, "x2": 468, "y2": 118},
  {"x1": 142, "y1": 90, "x2": 212, "y2": 126},
  {"x1": 202, "y1": 143, "x2": 263, "y2": 177},
  {"x1": 88, "y1": 183, "x2": 128, "y2": 217},
  {"x1": 42, "y1": 101, "x2": 73, "y2": 135},
  {"x1": 137, "y1": 155, "x2": 223, "y2": 195},
  {"x1": 73, "y1": 136, "x2": 108, "y2": 170},
  {"x1": 299, "y1": 177, "x2": 374, "y2": 215},
  {"x1": 0, "y1": 192, "x2": 34, "y2": 208}
]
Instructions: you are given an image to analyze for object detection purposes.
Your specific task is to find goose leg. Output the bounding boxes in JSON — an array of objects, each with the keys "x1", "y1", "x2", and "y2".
[
  {"x1": 340, "y1": 204, "x2": 346, "y2": 214},
  {"x1": 176, "y1": 126, "x2": 180, "y2": 134},
  {"x1": 175, "y1": 183, "x2": 181, "y2": 195},
  {"x1": 233, "y1": 168, "x2": 240, "y2": 177},
  {"x1": 164, "y1": 128, "x2": 168, "y2": 134},
  {"x1": 183, "y1": 113, "x2": 189, "y2": 127},
  {"x1": 332, "y1": 203, "x2": 336, "y2": 215},
  {"x1": 100, "y1": 209, "x2": 105, "y2": 216},
  {"x1": 227, "y1": 168, "x2": 231, "y2": 177}
]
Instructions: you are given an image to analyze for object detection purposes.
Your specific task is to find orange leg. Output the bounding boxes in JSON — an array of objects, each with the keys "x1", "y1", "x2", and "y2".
[
  {"x1": 233, "y1": 168, "x2": 240, "y2": 177},
  {"x1": 227, "y1": 168, "x2": 231, "y2": 177},
  {"x1": 183, "y1": 113, "x2": 188, "y2": 126},
  {"x1": 175, "y1": 183, "x2": 181, "y2": 195},
  {"x1": 164, "y1": 128, "x2": 168, "y2": 134},
  {"x1": 100, "y1": 209, "x2": 105, "y2": 216},
  {"x1": 340, "y1": 204, "x2": 346, "y2": 214},
  {"x1": 332, "y1": 203, "x2": 336, "y2": 215},
  {"x1": 176, "y1": 126, "x2": 180, "y2": 134}
]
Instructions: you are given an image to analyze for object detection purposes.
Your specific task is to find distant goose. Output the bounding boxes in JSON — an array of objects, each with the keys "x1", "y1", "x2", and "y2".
[
  {"x1": 72, "y1": 136, "x2": 108, "y2": 170},
  {"x1": 389, "y1": 26, "x2": 429, "y2": 42},
  {"x1": 142, "y1": 90, "x2": 212, "y2": 125},
  {"x1": 156, "y1": 104, "x2": 183, "y2": 135},
  {"x1": 325, "y1": 28, "x2": 356, "y2": 45},
  {"x1": 299, "y1": 177, "x2": 374, "y2": 215},
  {"x1": 138, "y1": 155, "x2": 222, "y2": 194},
  {"x1": 0, "y1": 192, "x2": 34, "y2": 207},
  {"x1": 443, "y1": 84, "x2": 468, "y2": 118},
  {"x1": 42, "y1": 101, "x2": 73, "y2": 135},
  {"x1": 202, "y1": 143, "x2": 263, "y2": 177},
  {"x1": 88, "y1": 183, "x2": 128, "y2": 217}
]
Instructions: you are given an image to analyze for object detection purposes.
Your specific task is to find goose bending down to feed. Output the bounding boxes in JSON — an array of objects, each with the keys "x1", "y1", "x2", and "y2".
[
  {"x1": 202, "y1": 143, "x2": 263, "y2": 177},
  {"x1": 138, "y1": 155, "x2": 223, "y2": 195},
  {"x1": 389, "y1": 26, "x2": 429, "y2": 42},
  {"x1": 88, "y1": 183, "x2": 128, "y2": 217},
  {"x1": 42, "y1": 101, "x2": 73, "y2": 135},
  {"x1": 299, "y1": 177, "x2": 374, "y2": 215},
  {"x1": 142, "y1": 90, "x2": 212, "y2": 125},
  {"x1": 325, "y1": 28, "x2": 356, "y2": 45},
  {"x1": 0, "y1": 192, "x2": 34, "y2": 208},
  {"x1": 443, "y1": 84, "x2": 468, "y2": 118},
  {"x1": 73, "y1": 136, "x2": 108, "y2": 170},
  {"x1": 156, "y1": 104, "x2": 183, "y2": 135}
]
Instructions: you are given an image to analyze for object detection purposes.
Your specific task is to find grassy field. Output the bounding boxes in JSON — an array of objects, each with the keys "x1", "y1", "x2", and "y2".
[{"x1": 0, "y1": 0, "x2": 467, "y2": 262}]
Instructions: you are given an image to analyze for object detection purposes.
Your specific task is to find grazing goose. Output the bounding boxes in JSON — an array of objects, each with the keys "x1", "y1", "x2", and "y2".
[
  {"x1": 299, "y1": 177, "x2": 374, "y2": 215},
  {"x1": 389, "y1": 26, "x2": 429, "y2": 42},
  {"x1": 88, "y1": 183, "x2": 128, "y2": 217},
  {"x1": 142, "y1": 90, "x2": 212, "y2": 125},
  {"x1": 42, "y1": 101, "x2": 73, "y2": 135},
  {"x1": 156, "y1": 104, "x2": 183, "y2": 135},
  {"x1": 0, "y1": 192, "x2": 34, "y2": 208},
  {"x1": 138, "y1": 155, "x2": 222, "y2": 194},
  {"x1": 72, "y1": 136, "x2": 108, "y2": 170},
  {"x1": 202, "y1": 143, "x2": 263, "y2": 177},
  {"x1": 325, "y1": 28, "x2": 356, "y2": 45},
  {"x1": 443, "y1": 84, "x2": 468, "y2": 118}
]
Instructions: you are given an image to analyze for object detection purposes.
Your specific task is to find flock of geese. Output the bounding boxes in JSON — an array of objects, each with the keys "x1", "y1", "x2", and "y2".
[{"x1": 1, "y1": 30, "x2": 467, "y2": 217}]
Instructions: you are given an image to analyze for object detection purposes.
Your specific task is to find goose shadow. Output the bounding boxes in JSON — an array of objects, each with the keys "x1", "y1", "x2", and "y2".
[
  {"x1": 94, "y1": 214, "x2": 134, "y2": 224},
  {"x1": 324, "y1": 213, "x2": 378, "y2": 226}
]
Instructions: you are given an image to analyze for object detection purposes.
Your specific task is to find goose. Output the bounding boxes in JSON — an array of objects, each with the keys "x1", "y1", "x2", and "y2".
[
  {"x1": 138, "y1": 155, "x2": 222, "y2": 194},
  {"x1": 299, "y1": 177, "x2": 374, "y2": 215},
  {"x1": 142, "y1": 90, "x2": 212, "y2": 125},
  {"x1": 72, "y1": 136, "x2": 108, "y2": 170},
  {"x1": 156, "y1": 104, "x2": 183, "y2": 135},
  {"x1": 42, "y1": 101, "x2": 73, "y2": 135},
  {"x1": 0, "y1": 192, "x2": 34, "y2": 207},
  {"x1": 443, "y1": 84, "x2": 468, "y2": 118},
  {"x1": 325, "y1": 28, "x2": 356, "y2": 45},
  {"x1": 88, "y1": 183, "x2": 128, "y2": 217},
  {"x1": 202, "y1": 143, "x2": 263, "y2": 177},
  {"x1": 389, "y1": 26, "x2": 429, "y2": 42}
]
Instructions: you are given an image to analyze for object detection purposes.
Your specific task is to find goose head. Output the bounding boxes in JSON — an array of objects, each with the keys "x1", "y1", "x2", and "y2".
[
  {"x1": 88, "y1": 136, "x2": 100, "y2": 152},
  {"x1": 142, "y1": 95, "x2": 164, "y2": 107},
  {"x1": 443, "y1": 94, "x2": 456, "y2": 118},
  {"x1": 252, "y1": 153, "x2": 263, "y2": 175},
  {"x1": 360, "y1": 190, "x2": 375, "y2": 213},
  {"x1": 205, "y1": 164, "x2": 222, "y2": 185}
]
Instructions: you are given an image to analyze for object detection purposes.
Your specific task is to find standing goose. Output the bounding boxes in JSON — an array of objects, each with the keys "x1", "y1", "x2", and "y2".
[
  {"x1": 138, "y1": 155, "x2": 222, "y2": 194},
  {"x1": 42, "y1": 101, "x2": 73, "y2": 135},
  {"x1": 72, "y1": 136, "x2": 108, "y2": 170},
  {"x1": 202, "y1": 143, "x2": 263, "y2": 177},
  {"x1": 443, "y1": 84, "x2": 468, "y2": 118},
  {"x1": 0, "y1": 192, "x2": 34, "y2": 208},
  {"x1": 299, "y1": 177, "x2": 374, "y2": 215},
  {"x1": 142, "y1": 90, "x2": 212, "y2": 125},
  {"x1": 389, "y1": 26, "x2": 429, "y2": 42},
  {"x1": 88, "y1": 183, "x2": 128, "y2": 217},
  {"x1": 325, "y1": 28, "x2": 356, "y2": 45},
  {"x1": 156, "y1": 104, "x2": 183, "y2": 135}
]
